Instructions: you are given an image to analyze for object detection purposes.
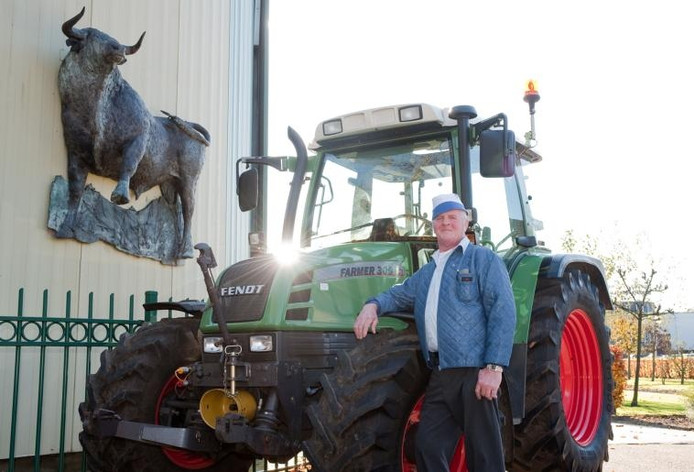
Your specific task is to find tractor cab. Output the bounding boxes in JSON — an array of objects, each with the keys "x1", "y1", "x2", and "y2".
[{"x1": 238, "y1": 103, "x2": 544, "y2": 258}]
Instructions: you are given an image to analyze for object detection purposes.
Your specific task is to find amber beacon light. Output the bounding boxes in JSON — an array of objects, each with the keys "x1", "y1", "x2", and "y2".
[
  {"x1": 524, "y1": 80, "x2": 541, "y2": 114},
  {"x1": 523, "y1": 80, "x2": 540, "y2": 146}
]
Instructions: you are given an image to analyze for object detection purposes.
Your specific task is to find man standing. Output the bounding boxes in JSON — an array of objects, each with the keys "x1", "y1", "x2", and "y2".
[{"x1": 353, "y1": 193, "x2": 516, "y2": 472}]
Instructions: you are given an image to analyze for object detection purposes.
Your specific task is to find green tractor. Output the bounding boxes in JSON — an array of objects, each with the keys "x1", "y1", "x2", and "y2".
[{"x1": 80, "y1": 88, "x2": 614, "y2": 472}]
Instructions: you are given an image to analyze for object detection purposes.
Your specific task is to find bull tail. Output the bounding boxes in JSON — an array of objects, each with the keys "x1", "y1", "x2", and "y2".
[{"x1": 161, "y1": 110, "x2": 210, "y2": 147}]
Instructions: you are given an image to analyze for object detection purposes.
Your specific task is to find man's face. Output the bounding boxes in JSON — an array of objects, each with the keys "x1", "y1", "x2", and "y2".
[{"x1": 433, "y1": 209, "x2": 468, "y2": 251}]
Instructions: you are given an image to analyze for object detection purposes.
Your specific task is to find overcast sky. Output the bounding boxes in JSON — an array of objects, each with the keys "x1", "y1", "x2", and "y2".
[{"x1": 265, "y1": 0, "x2": 694, "y2": 310}]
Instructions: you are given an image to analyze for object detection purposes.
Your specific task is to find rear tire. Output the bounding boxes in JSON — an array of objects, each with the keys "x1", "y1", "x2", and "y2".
[
  {"x1": 512, "y1": 270, "x2": 613, "y2": 472},
  {"x1": 79, "y1": 317, "x2": 253, "y2": 472},
  {"x1": 302, "y1": 328, "x2": 430, "y2": 472}
]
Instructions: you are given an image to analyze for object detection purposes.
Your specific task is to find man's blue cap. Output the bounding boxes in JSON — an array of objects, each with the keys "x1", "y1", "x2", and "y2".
[{"x1": 432, "y1": 193, "x2": 466, "y2": 219}]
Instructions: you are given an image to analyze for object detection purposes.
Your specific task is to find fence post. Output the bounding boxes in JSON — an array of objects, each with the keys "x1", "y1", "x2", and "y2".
[
  {"x1": 32, "y1": 290, "x2": 50, "y2": 472},
  {"x1": 58, "y1": 290, "x2": 72, "y2": 472},
  {"x1": 8, "y1": 288, "x2": 24, "y2": 472},
  {"x1": 145, "y1": 291, "x2": 159, "y2": 323}
]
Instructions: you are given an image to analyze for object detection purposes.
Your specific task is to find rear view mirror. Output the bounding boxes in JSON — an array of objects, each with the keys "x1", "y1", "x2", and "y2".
[
  {"x1": 480, "y1": 130, "x2": 516, "y2": 178},
  {"x1": 238, "y1": 168, "x2": 258, "y2": 211}
]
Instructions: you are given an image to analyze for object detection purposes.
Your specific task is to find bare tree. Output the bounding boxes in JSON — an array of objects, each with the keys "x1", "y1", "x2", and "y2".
[
  {"x1": 642, "y1": 318, "x2": 672, "y2": 381},
  {"x1": 671, "y1": 342, "x2": 692, "y2": 385},
  {"x1": 615, "y1": 267, "x2": 668, "y2": 406},
  {"x1": 561, "y1": 230, "x2": 673, "y2": 406}
]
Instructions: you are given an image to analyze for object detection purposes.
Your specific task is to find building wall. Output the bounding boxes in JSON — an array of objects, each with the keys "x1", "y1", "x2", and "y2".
[
  {"x1": 664, "y1": 312, "x2": 694, "y2": 351},
  {"x1": 0, "y1": 0, "x2": 257, "y2": 457}
]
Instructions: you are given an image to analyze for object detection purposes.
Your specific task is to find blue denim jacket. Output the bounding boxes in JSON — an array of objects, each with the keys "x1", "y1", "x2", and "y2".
[{"x1": 369, "y1": 244, "x2": 516, "y2": 369}]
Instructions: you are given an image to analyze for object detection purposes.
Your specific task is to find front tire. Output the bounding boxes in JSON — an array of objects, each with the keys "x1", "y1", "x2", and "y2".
[
  {"x1": 512, "y1": 270, "x2": 613, "y2": 472},
  {"x1": 302, "y1": 328, "x2": 429, "y2": 472},
  {"x1": 79, "y1": 317, "x2": 253, "y2": 472}
]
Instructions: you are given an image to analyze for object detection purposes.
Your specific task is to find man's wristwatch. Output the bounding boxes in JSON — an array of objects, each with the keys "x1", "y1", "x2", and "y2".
[{"x1": 484, "y1": 364, "x2": 504, "y2": 373}]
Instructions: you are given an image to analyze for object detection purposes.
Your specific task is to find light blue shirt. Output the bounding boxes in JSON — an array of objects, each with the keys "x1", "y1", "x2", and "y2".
[{"x1": 424, "y1": 238, "x2": 469, "y2": 351}]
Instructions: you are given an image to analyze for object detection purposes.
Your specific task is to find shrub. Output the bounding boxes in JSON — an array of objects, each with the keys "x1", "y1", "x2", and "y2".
[
  {"x1": 611, "y1": 345, "x2": 627, "y2": 411},
  {"x1": 685, "y1": 391, "x2": 694, "y2": 422}
]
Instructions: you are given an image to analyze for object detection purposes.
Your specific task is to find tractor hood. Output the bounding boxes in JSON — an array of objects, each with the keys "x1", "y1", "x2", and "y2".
[{"x1": 199, "y1": 242, "x2": 426, "y2": 334}]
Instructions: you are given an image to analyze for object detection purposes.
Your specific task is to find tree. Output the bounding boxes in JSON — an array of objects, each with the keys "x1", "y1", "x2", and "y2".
[
  {"x1": 609, "y1": 312, "x2": 638, "y2": 378},
  {"x1": 642, "y1": 317, "x2": 671, "y2": 381},
  {"x1": 560, "y1": 230, "x2": 672, "y2": 406},
  {"x1": 670, "y1": 342, "x2": 692, "y2": 385},
  {"x1": 615, "y1": 267, "x2": 668, "y2": 406},
  {"x1": 561, "y1": 230, "x2": 617, "y2": 279}
]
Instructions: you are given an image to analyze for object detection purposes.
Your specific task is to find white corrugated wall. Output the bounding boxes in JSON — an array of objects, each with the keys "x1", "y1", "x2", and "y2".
[
  {"x1": 226, "y1": 0, "x2": 256, "y2": 265},
  {"x1": 0, "y1": 0, "x2": 258, "y2": 458}
]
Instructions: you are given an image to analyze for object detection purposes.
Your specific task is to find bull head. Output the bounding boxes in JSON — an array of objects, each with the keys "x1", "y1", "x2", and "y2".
[{"x1": 62, "y1": 7, "x2": 145, "y2": 55}]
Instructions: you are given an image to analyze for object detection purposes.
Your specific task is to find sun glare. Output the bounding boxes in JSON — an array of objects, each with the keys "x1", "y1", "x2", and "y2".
[{"x1": 272, "y1": 243, "x2": 300, "y2": 266}]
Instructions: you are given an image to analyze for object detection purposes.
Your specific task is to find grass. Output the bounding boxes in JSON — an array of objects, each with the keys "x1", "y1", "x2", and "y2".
[{"x1": 616, "y1": 377, "x2": 694, "y2": 418}]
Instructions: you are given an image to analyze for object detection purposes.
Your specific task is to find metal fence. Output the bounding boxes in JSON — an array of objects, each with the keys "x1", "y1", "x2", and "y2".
[{"x1": 0, "y1": 288, "x2": 305, "y2": 472}]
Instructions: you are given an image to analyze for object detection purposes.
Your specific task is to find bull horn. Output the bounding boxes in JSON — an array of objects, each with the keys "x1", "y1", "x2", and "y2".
[
  {"x1": 125, "y1": 32, "x2": 146, "y2": 55},
  {"x1": 62, "y1": 7, "x2": 87, "y2": 40}
]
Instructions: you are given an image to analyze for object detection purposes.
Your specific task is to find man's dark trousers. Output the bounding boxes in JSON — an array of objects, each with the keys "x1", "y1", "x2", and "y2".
[{"x1": 415, "y1": 367, "x2": 505, "y2": 472}]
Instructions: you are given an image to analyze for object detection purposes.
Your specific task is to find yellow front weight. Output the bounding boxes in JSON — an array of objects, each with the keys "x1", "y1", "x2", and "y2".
[{"x1": 199, "y1": 388, "x2": 257, "y2": 429}]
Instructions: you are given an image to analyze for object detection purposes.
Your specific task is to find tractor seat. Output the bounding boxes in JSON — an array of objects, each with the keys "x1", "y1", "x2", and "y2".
[{"x1": 369, "y1": 218, "x2": 398, "y2": 241}]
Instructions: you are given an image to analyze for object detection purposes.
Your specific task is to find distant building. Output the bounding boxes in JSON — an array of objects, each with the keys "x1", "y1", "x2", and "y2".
[
  {"x1": 662, "y1": 312, "x2": 694, "y2": 351},
  {"x1": 621, "y1": 301, "x2": 657, "y2": 314}
]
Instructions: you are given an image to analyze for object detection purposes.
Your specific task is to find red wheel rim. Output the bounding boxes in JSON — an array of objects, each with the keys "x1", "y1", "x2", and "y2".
[
  {"x1": 400, "y1": 395, "x2": 467, "y2": 471},
  {"x1": 560, "y1": 308, "x2": 603, "y2": 446},
  {"x1": 155, "y1": 375, "x2": 216, "y2": 470}
]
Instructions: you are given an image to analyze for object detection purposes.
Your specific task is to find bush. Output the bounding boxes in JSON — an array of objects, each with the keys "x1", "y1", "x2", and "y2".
[
  {"x1": 611, "y1": 345, "x2": 627, "y2": 411},
  {"x1": 685, "y1": 391, "x2": 694, "y2": 422}
]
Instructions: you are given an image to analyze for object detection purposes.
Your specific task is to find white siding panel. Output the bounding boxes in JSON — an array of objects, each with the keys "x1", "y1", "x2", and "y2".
[
  {"x1": 174, "y1": 0, "x2": 233, "y2": 295},
  {"x1": 0, "y1": 0, "x2": 255, "y2": 458},
  {"x1": 226, "y1": 0, "x2": 255, "y2": 265}
]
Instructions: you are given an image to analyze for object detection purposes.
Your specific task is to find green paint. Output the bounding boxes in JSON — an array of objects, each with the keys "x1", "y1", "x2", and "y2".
[
  {"x1": 199, "y1": 242, "x2": 426, "y2": 334},
  {"x1": 510, "y1": 254, "x2": 543, "y2": 344}
]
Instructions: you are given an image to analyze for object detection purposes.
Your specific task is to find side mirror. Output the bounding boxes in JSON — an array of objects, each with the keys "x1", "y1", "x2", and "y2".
[
  {"x1": 238, "y1": 168, "x2": 258, "y2": 211},
  {"x1": 479, "y1": 129, "x2": 516, "y2": 178}
]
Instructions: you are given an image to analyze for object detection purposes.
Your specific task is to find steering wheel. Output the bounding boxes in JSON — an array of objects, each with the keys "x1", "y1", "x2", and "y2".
[{"x1": 392, "y1": 214, "x2": 433, "y2": 236}]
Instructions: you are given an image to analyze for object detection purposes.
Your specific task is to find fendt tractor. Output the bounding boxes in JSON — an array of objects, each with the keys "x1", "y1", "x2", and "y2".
[{"x1": 80, "y1": 85, "x2": 614, "y2": 472}]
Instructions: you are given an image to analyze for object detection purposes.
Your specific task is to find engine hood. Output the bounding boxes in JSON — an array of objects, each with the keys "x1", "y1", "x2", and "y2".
[{"x1": 202, "y1": 242, "x2": 429, "y2": 333}]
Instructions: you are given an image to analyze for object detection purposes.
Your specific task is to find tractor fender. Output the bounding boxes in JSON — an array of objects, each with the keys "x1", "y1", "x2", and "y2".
[
  {"x1": 503, "y1": 252, "x2": 612, "y2": 426},
  {"x1": 539, "y1": 253, "x2": 613, "y2": 309}
]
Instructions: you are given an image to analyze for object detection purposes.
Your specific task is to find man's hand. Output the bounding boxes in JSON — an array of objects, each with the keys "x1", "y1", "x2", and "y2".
[
  {"x1": 475, "y1": 368, "x2": 502, "y2": 400},
  {"x1": 353, "y1": 303, "x2": 379, "y2": 339}
]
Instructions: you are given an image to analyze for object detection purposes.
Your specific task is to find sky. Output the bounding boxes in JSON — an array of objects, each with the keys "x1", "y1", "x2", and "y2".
[{"x1": 264, "y1": 0, "x2": 694, "y2": 310}]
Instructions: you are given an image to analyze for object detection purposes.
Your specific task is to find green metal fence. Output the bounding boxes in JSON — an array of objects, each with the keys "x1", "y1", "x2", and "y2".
[{"x1": 0, "y1": 288, "x2": 305, "y2": 472}]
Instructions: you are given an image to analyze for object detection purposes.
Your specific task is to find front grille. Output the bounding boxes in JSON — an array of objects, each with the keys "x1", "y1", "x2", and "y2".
[
  {"x1": 285, "y1": 271, "x2": 313, "y2": 321},
  {"x1": 216, "y1": 256, "x2": 278, "y2": 322}
]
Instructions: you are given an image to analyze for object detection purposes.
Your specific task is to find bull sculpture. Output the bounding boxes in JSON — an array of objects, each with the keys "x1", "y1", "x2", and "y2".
[{"x1": 56, "y1": 7, "x2": 210, "y2": 259}]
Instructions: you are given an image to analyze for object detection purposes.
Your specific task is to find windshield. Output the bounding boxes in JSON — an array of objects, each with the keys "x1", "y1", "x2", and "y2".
[
  {"x1": 470, "y1": 155, "x2": 527, "y2": 253},
  {"x1": 301, "y1": 134, "x2": 535, "y2": 252},
  {"x1": 306, "y1": 136, "x2": 453, "y2": 248}
]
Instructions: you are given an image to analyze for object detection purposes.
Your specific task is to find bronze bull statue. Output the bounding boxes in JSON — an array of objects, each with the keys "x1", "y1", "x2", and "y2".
[{"x1": 56, "y1": 7, "x2": 210, "y2": 258}]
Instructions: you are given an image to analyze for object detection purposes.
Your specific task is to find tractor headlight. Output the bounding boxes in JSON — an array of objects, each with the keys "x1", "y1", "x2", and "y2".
[
  {"x1": 399, "y1": 105, "x2": 423, "y2": 122},
  {"x1": 203, "y1": 336, "x2": 224, "y2": 353},
  {"x1": 249, "y1": 334, "x2": 274, "y2": 352},
  {"x1": 322, "y1": 119, "x2": 343, "y2": 136}
]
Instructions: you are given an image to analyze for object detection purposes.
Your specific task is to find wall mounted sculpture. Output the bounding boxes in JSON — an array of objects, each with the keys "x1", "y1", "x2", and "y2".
[{"x1": 49, "y1": 7, "x2": 210, "y2": 264}]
